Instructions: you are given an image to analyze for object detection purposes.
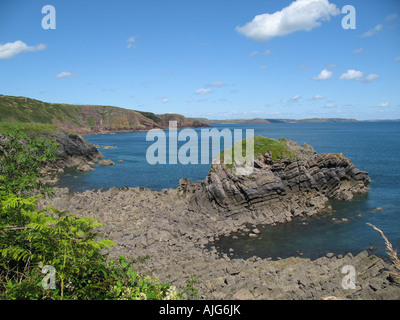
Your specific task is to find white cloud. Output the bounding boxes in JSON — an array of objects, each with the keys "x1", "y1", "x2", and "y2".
[
  {"x1": 259, "y1": 65, "x2": 268, "y2": 71},
  {"x1": 352, "y1": 48, "x2": 363, "y2": 54},
  {"x1": 55, "y1": 71, "x2": 78, "y2": 79},
  {"x1": 281, "y1": 95, "x2": 301, "y2": 103},
  {"x1": 313, "y1": 69, "x2": 333, "y2": 80},
  {"x1": 325, "y1": 103, "x2": 336, "y2": 108},
  {"x1": 236, "y1": 0, "x2": 340, "y2": 42},
  {"x1": 0, "y1": 40, "x2": 46, "y2": 59},
  {"x1": 157, "y1": 96, "x2": 171, "y2": 103},
  {"x1": 126, "y1": 36, "x2": 137, "y2": 49},
  {"x1": 249, "y1": 51, "x2": 259, "y2": 58},
  {"x1": 249, "y1": 49, "x2": 273, "y2": 58},
  {"x1": 364, "y1": 73, "x2": 380, "y2": 83},
  {"x1": 379, "y1": 102, "x2": 389, "y2": 107},
  {"x1": 291, "y1": 94, "x2": 301, "y2": 102},
  {"x1": 308, "y1": 94, "x2": 326, "y2": 101},
  {"x1": 361, "y1": 24, "x2": 383, "y2": 38},
  {"x1": 386, "y1": 13, "x2": 398, "y2": 22},
  {"x1": 195, "y1": 88, "x2": 213, "y2": 95},
  {"x1": 339, "y1": 69, "x2": 364, "y2": 80},
  {"x1": 205, "y1": 81, "x2": 227, "y2": 87}
]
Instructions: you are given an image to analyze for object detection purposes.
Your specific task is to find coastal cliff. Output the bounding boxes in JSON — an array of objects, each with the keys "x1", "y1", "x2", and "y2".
[
  {"x1": 0, "y1": 94, "x2": 207, "y2": 135},
  {"x1": 0, "y1": 123, "x2": 103, "y2": 178},
  {"x1": 45, "y1": 128, "x2": 103, "y2": 173}
]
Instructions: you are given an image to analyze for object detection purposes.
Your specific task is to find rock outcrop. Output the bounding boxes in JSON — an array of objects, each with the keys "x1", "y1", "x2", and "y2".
[
  {"x1": 41, "y1": 128, "x2": 103, "y2": 177},
  {"x1": 99, "y1": 159, "x2": 116, "y2": 166},
  {"x1": 190, "y1": 138, "x2": 371, "y2": 226}
]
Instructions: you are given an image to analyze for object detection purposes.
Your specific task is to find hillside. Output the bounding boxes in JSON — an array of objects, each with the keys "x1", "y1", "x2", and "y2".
[{"x1": 0, "y1": 94, "x2": 207, "y2": 134}]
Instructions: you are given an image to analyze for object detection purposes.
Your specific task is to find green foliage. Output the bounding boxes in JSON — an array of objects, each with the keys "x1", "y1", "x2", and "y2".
[
  {"x1": 252, "y1": 136, "x2": 298, "y2": 161},
  {"x1": 0, "y1": 122, "x2": 59, "y2": 135},
  {"x1": 180, "y1": 274, "x2": 199, "y2": 300},
  {"x1": 0, "y1": 128, "x2": 181, "y2": 300},
  {"x1": 86, "y1": 117, "x2": 96, "y2": 127},
  {"x1": 136, "y1": 111, "x2": 162, "y2": 124},
  {"x1": 0, "y1": 127, "x2": 59, "y2": 195},
  {"x1": 0, "y1": 191, "x2": 179, "y2": 300}
]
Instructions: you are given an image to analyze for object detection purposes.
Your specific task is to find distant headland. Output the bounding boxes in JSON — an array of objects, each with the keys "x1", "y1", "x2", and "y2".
[{"x1": 1, "y1": 94, "x2": 399, "y2": 136}]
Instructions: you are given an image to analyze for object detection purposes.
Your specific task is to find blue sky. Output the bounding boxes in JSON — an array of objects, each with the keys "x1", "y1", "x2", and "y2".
[{"x1": 1, "y1": 0, "x2": 399, "y2": 120}]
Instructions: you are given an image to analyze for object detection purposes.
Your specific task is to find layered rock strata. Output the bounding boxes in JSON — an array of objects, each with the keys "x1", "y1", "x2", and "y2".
[{"x1": 190, "y1": 140, "x2": 371, "y2": 226}]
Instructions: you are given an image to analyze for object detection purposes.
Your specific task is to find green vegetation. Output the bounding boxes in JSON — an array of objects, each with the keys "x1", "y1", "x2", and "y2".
[
  {"x1": 252, "y1": 136, "x2": 297, "y2": 161},
  {"x1": 136, "y1": 111, "x2": 162, "y2": 124},
  {"x1": 0, "y1": 128, "x2": 181, "y2": 300},
  {"x1": 0, "y1": 126, "x2": 59, "y2": 195},
  {"x1": 86, "y1": 116, "x2": 95, "y2": 127},
  {"x1": 0, "y1": 122, "x2": 59, "y2": 136},
  {"x1": 218, "y1": 135, "x2": 298, "y2": 169},
  {"x1": 0, "y1": 94, "x2": 204, "y2": 134}
]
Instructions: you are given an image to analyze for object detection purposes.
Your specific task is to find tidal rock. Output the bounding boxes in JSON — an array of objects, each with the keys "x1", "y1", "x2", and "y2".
[
  {"x1": 99, "y1": 159, "x2": 116, "y2": 166},
  {"x1": 77, "y1": 164, "x2": 94, "y2": 172}
]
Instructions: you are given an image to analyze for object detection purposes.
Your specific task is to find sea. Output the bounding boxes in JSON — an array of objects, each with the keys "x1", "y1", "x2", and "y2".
[{"x1": 58, "y1": 122, "x2": 400, "y2": 260}]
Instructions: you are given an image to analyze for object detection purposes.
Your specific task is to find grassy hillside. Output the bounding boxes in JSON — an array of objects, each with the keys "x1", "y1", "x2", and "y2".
[{"x1": 0, "y1": 94, "x2": 206, "y2": 134}]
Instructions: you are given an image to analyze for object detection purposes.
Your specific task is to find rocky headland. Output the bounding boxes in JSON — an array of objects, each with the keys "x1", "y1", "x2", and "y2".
[
  {"x1": 38, "y1": 128, "x2": 104, "y2": 179},
  {"x1": 0, "y1": 94, "x2": 208, "y2": 135},
  {"x1": 36, "y1": 135, "x2": 400, "y2": 300},
  {"x1": 190, "y1": 138, "x2": 371, "y2": 227}
]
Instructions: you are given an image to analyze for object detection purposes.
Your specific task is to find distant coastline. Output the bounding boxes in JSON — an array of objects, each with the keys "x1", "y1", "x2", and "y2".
[
  {"x1": 188, "y1": 117, "x2": 400, "y2": 124},
  {"x1": 1, "y1": 94, "x2": 399, "y2": 136}
]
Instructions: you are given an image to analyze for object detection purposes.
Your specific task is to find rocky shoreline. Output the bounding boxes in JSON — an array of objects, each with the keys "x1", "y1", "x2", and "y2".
[
  {"x1": 37, "y1": 136, "x2": 400, "y2": 300},
  {"x1": 37, "y1": 185, "x2": 400, "y2": 300}
]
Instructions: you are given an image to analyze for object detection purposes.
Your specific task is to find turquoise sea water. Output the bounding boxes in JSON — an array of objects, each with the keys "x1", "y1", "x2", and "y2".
[{"x1": 58, "y1": 122, "x2": 400, "y2": 259}]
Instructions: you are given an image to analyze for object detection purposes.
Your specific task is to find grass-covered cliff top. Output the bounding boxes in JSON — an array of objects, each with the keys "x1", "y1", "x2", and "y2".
[{"x1": 218, "y1": 135, "x2": 299, "y2": 167}]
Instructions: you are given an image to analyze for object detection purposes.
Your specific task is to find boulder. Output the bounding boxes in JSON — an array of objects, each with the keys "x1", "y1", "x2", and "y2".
[
  {"x1": 99, "y1": 159, "x2": 116, "y2": 166},
  {"x1": 77, "y1": 164, "x2": 94, "y2": 172}
]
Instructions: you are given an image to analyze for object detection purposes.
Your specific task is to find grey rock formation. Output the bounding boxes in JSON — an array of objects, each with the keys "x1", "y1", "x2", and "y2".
[
  {"x1": 52, "y1": 129, "x2": 102, "y2": 169},
  {"x1": 189, "y1": 141, "x2": 370, "y2": 226}
]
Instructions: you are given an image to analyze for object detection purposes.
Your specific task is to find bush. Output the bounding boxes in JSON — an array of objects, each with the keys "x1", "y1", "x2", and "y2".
[{"x1": 0, "y1": 127, "x2": 58, "y2": 195}]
